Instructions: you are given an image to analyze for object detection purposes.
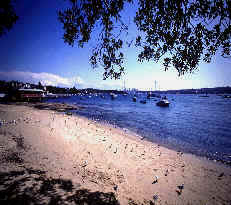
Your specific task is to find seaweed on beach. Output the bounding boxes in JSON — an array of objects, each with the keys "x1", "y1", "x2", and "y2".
[{"x1": 33, "y1": 103, "x2": 79, "y2": 112}]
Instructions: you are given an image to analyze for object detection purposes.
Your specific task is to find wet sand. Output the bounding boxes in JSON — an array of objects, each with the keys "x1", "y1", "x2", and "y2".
[{"x1": 0, "y1": 102, "x2": 231, "y2": 205}]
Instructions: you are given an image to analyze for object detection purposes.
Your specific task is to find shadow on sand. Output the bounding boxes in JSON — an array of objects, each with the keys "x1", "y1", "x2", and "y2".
[{"x1": 0, "y1": 168, "x2": 120, "y2": 205}]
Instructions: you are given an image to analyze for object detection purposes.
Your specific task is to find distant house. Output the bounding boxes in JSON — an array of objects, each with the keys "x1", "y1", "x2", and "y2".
[{"x1": 9, "y1": 88, "x2": 44, "y2": 102}]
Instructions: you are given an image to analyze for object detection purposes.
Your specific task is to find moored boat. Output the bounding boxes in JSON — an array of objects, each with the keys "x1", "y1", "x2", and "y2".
[
  {"x1": 156, "y1": 99, "x2": 170, "y2": 107},
  {"x1": 140, "y1": 100, "x2": 146, "y2": 104},
  {"x1": 223, "y1": 95, "x2": 231, "y2": 99},
  {"x1": 110, "y1": 93, "x2": 117, "y2": 100}
]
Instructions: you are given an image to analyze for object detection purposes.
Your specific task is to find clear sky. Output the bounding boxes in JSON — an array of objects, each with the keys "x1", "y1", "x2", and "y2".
[{"x1": 0, "y1": 0, "x2": 230, "y2": 91}]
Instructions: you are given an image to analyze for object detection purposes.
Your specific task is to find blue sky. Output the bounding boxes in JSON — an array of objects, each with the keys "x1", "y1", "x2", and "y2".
[{"x1": 0, "y1": 0, "x2": 230, "y2": 90}]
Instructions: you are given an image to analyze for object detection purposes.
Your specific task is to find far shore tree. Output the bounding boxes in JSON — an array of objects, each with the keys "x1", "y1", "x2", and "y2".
[{"x1": 38, "y1": 81, "x2": 43, "y2": 89}]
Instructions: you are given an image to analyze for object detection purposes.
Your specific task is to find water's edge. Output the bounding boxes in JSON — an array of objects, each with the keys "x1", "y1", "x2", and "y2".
[{"x1": 46, "y1": 94, "x2": 231, "y2": 166}]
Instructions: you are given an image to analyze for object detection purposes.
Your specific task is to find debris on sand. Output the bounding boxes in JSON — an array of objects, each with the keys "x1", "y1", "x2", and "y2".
[
  {"x1": 152, "y1": 175, "x2": 158, "y2": 184},
  {"x1": 176, "y1": 184, "x2": 184, "y2": 195},
  {"x1": 164, "y1": 169, "x2": 169, "y2": 176},
  {"x1": 218, "y1": 172, "x2": 224, "y2": 180},
  {"x1": 114, "y1": 147, "x2": 117, "y2": 154},
  {"x1": 81, "y1": 160, "x2": 88, "y2": 168},
  {"x1": 125, "y1": 144, "x2": 128, "y2": 150},
  {"x1": 153, "y1": 194, "x2": 159, "y2": 201},
  {"x1": 114, "y1": 184, "x2": 118, "y2": 191},
  {"x1": 65, "y1": 111, "x2": 72, "y2": 116},
  {"x1": 177, "y1": 151, "x2": 183, "y2": 156}
]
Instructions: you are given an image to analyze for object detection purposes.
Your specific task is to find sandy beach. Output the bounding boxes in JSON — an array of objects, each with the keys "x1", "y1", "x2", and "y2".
[{"x1": 0, "y1": 102, "x2": 231, "y2": 205}]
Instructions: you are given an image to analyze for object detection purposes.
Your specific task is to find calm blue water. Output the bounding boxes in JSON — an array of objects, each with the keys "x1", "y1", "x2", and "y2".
[{"x1": 47, "y1": 94, "x2": 231, "y2": 164}]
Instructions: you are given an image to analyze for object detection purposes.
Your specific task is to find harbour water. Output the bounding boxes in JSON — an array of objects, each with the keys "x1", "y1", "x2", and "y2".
[{"x1": 47, "y1": 94, "x2": 231, "y2": 164}]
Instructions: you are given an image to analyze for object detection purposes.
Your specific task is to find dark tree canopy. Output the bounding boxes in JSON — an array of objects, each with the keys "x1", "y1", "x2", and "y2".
[
  {"x1": 0, "y1": 0, "x2": 18, "y2": 37},
  {"x1": 58, "y1": 0, "x2": 230, "y2": 79}
]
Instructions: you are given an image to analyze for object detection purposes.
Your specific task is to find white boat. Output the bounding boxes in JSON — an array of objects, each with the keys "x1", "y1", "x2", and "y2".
[
  {"x1": 223, "y1": 95, "x2": 231, "y2": 99},
  {"x1": 156, "y1": 99, "x2": 170, "y2": 107},
  {"x1": 45, "y1": 92, "x2": 58, "y2": 98},
  {"x1": 0, "y1": 93, "x2": 6, "y2": 98}
]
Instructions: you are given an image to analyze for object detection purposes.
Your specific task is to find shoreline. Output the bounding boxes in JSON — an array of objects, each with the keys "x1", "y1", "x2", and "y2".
[
  {"x1": 65, "y1": 101, "x2": 231, "y2": 166},
  {"x1": 1, "y1": 102, "x2": 231, "y2": 204},
  {"x1": 75, "y1": 115, "x2": 231, "y2": 167}
]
